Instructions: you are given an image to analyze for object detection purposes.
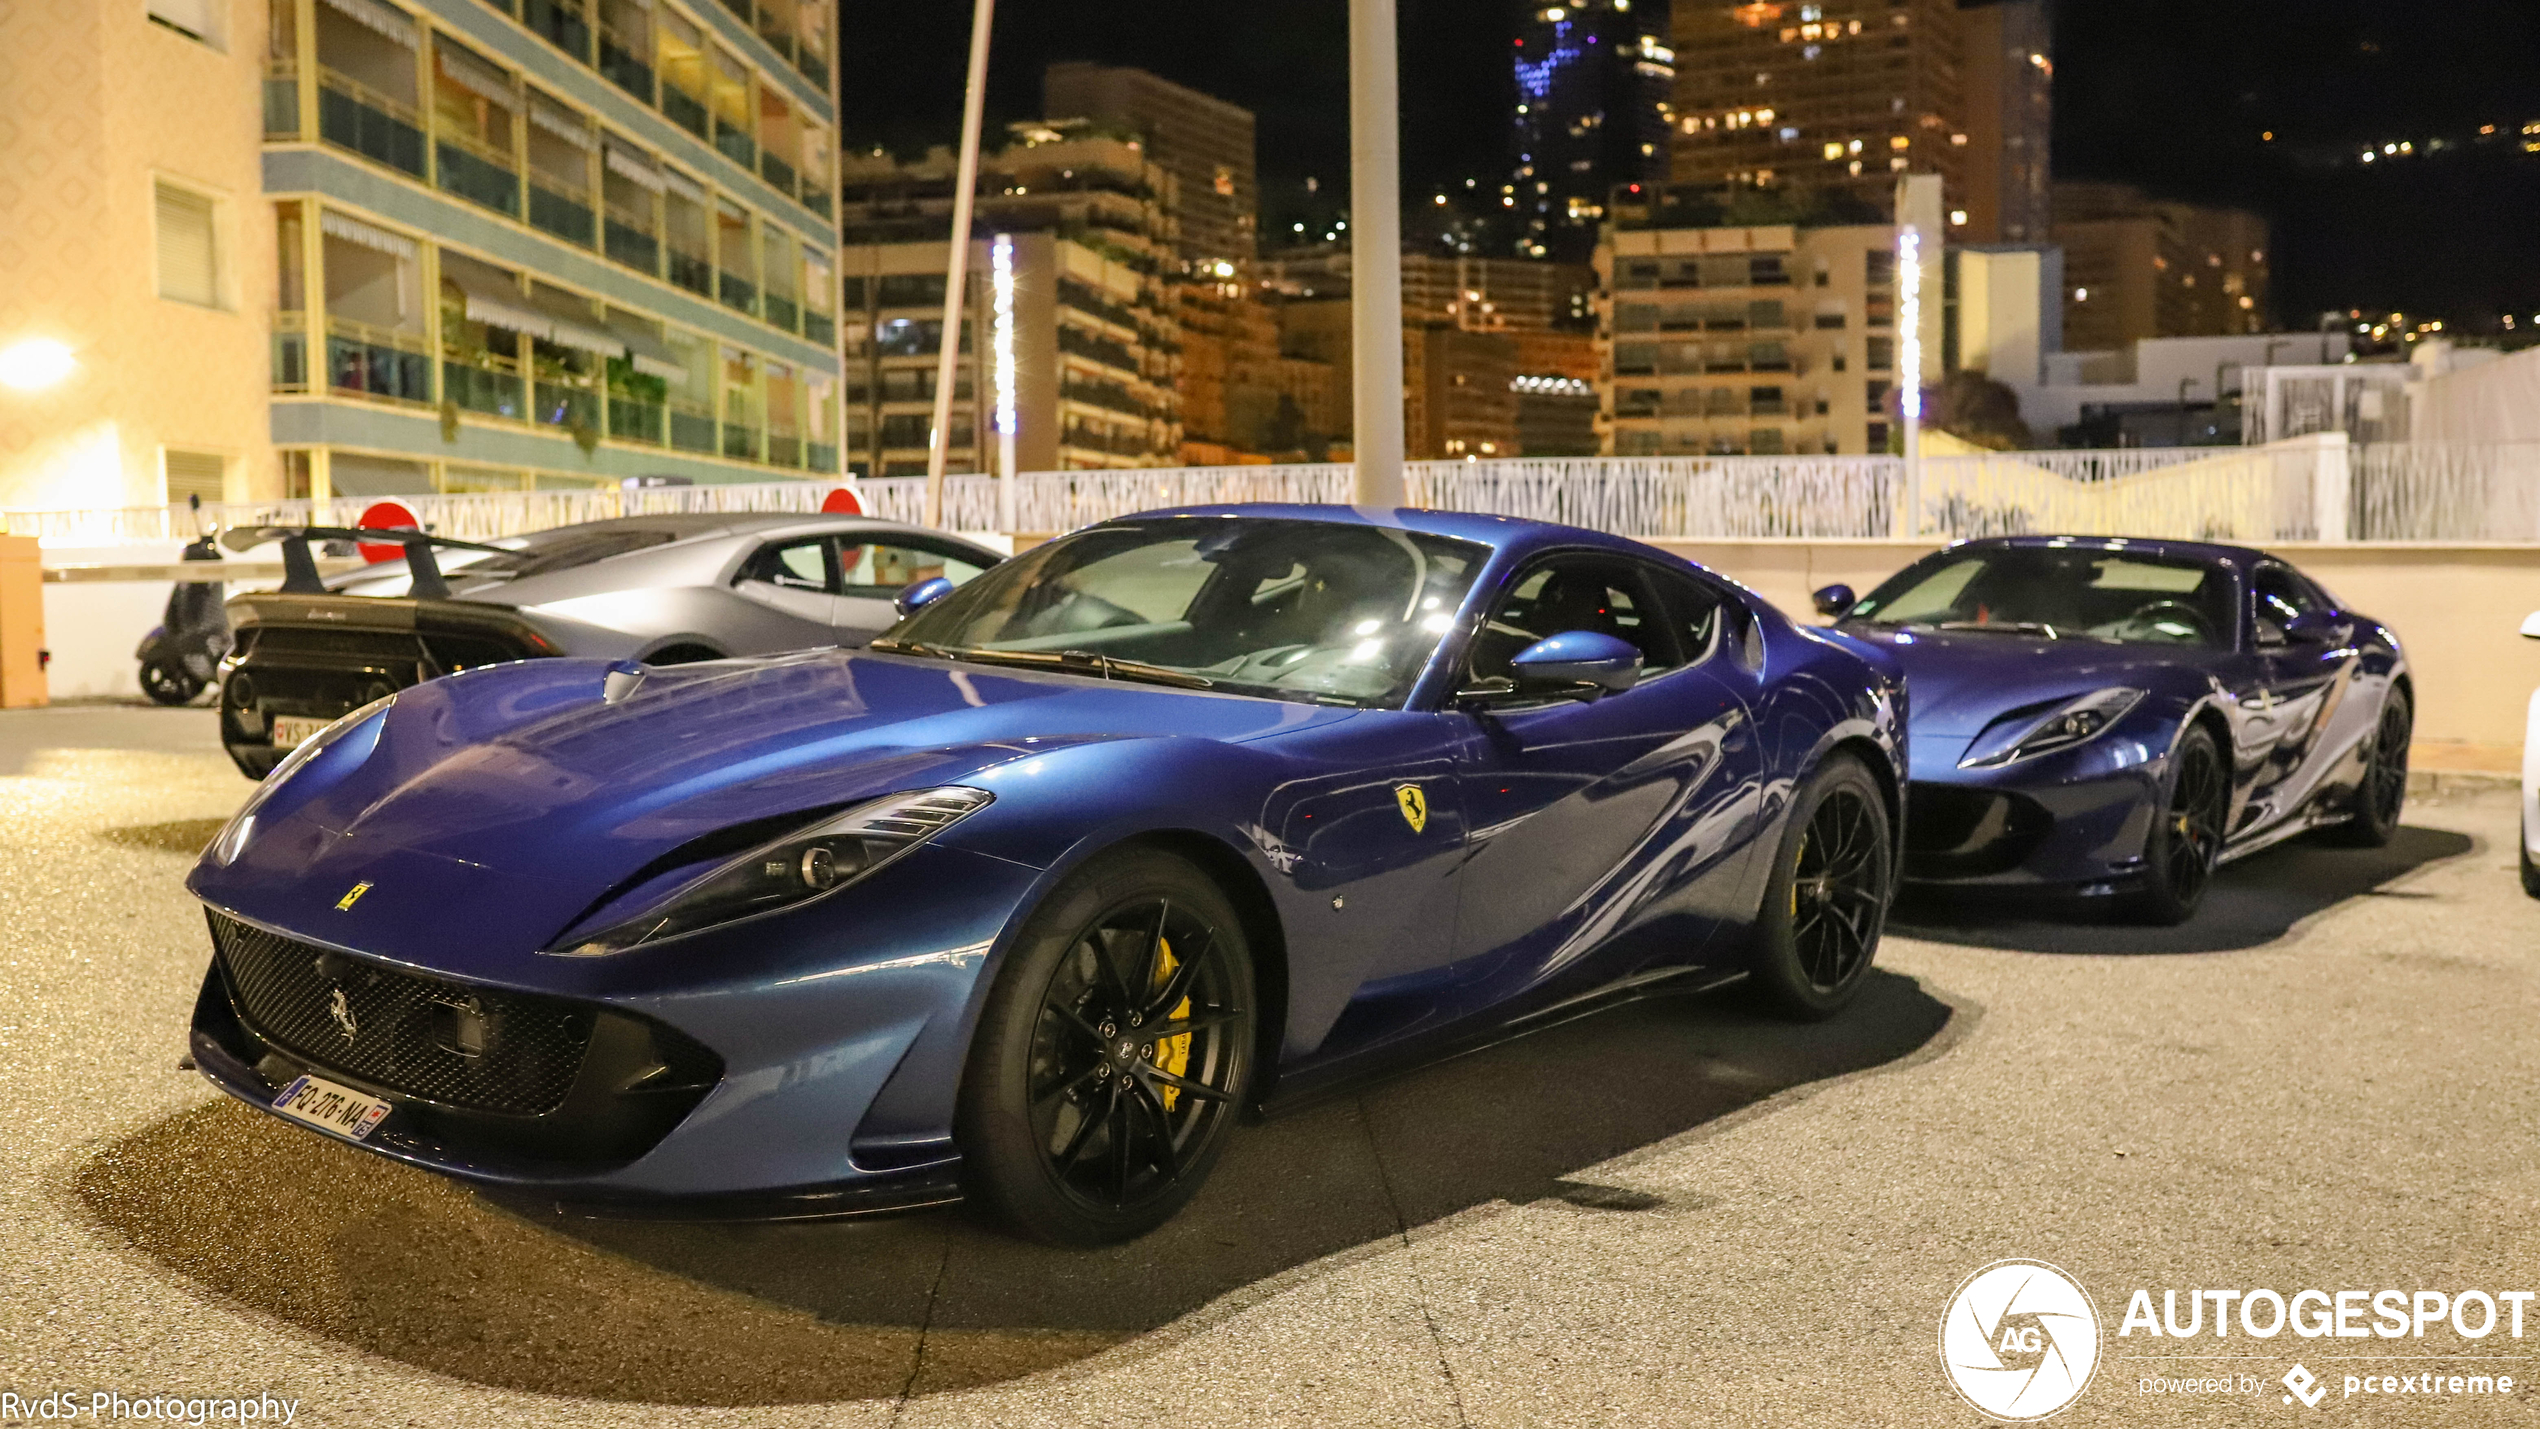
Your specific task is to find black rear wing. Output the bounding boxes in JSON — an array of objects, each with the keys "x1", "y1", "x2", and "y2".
[{"x1": 219, "y1": 525, "x2": 510, "y2": 600}]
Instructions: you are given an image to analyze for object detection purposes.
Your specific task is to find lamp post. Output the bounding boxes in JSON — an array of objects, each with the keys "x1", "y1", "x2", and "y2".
[
  {"x1": 1348, "y1": 0, "x2": 1406, "y2": 507},
  {"x1": 1895, "y1": 224, "x2": 1923, "y2": 538},
  {"x1": 923, "y1": 0, "x2": 997, "y2": 531},
  {"x1": 991, "y1": 232, "x2": 1017, "y2": 531}
]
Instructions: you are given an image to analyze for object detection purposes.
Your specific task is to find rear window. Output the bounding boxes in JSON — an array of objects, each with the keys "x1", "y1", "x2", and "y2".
[{"x1": 479, "y1": 528, "x2": 684, "y2": 578}]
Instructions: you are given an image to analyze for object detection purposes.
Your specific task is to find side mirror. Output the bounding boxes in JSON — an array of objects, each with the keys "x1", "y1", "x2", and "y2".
[
  {"x1": 1812, "y1": 583, "x2": 1856, "y2": 618},
  {"x1": 2283, "y1": 608, "x2": 2350, "y2": 644},
  {"x1": 1509, "y1": 630, "x2": 1642, "y2": 697},
  {"x1": 894, "y1": 575, "x2": 956, "y2": 617}
]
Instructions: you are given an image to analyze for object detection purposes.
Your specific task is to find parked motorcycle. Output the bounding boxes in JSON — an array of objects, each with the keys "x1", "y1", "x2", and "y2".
[{"x1": 135, "y1": 531, "x2": 230, "y2": 706}]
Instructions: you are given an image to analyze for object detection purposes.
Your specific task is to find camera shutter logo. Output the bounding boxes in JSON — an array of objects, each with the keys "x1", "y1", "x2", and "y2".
[{"x1": 1940, "y1": 1259, "x2": 2101, "y2": 1420}]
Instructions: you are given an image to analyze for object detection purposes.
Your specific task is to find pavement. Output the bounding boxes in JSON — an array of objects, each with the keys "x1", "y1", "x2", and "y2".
[{"x1": 2, "y1": 704, "x2": 2535, "y2": 1426}]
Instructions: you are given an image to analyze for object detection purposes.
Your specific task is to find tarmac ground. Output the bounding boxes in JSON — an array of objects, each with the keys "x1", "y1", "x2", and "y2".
[{"x1": 2, "y1": 702, "x2": 2533, "y2": 1426}]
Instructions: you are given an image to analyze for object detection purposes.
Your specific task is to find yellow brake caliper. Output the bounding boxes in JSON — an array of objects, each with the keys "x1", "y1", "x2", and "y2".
[{"x1": 1152, "y1": 937, "x2": 1193, "y2": 1110}]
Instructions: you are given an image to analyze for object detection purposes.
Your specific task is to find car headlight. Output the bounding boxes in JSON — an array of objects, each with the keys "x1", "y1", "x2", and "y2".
[
  {"x1": 548, "y1": 786, "x2": 994, "y2": 956},
  {"x1": 207, "y1": 693, "x2": 396, "y2": 866},
  {"x1": 1958, "y1": 687, "x2": 2146, "y2": 769}
]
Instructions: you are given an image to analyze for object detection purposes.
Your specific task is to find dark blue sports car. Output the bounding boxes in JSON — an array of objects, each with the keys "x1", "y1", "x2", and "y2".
[
  {"x1": 1813, "y1": 535, "x2": 2411, "y2": 924},
  {"x1": 185, "y1": 506, "x2": 1904, "y2": 1244}
]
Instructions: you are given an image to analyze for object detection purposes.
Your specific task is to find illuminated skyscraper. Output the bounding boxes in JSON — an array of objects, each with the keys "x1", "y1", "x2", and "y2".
[
  {"x1": 1958, "y1": 0, "x2": 2052, "y2": 244},
  {"x1": 1044, "y1": 62, "x2": 1257, "y2": 272},
  {"x1": 1511, "y1": 0, "x2": 1676, "y2": 261}
]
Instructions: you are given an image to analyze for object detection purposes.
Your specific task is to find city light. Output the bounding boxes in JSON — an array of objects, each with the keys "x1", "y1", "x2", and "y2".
[
  {"x1": 990, "y1": 232, "x2": 1016, "y2": 445},
  {"x1": 0, "y1": 338, "x2": 75, "y2": 392},
  {"x1": 1897, "y1": 226, "x2": 1923, "y2": 423}
]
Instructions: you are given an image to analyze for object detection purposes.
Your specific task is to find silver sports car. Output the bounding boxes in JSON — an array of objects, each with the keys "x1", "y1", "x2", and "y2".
[{"x1": 215, "y1": 513, "x2": 1001, "y2": 778}]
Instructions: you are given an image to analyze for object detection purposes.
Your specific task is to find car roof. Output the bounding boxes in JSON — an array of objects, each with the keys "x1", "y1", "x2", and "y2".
[
  {"x1": 1103, "y1": 503, "x2": 1667, "y2": 561},
  {"x1": 1939, "y1": 533, "x2": 2272, "y2": 569}
]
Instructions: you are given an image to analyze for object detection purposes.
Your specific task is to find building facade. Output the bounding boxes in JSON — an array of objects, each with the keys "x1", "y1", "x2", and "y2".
[
  {"x1": 2054, "y1": 182, "x2": 2270, "y2": 352},
  {"x1": 1510, "y1": 0, "x2": 1676, "y2": 262},
  {"x1": 1956, "y1": 0, "x2": 2050, "y2": 244},
  {"x1": 261, "y1": 0, "x2": 841, "y2": 500},
  {"x1": 1042, "y1": 62, "x2": 1256, "y2": 274},
  {"x1": 0, "y1": 0, "x2": 278, "y2": 510},
  {"x1": 1670, "y1": 0, "x2": 1965, "y2": 219},
  {"x1": 837, "y1": 124, "x2": 1183, "y2": 476}
]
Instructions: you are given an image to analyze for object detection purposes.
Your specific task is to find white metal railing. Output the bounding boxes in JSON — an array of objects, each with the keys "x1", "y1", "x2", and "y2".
[{"x1": 15, "y1": 440, "x2": 2540, "y2": 549}]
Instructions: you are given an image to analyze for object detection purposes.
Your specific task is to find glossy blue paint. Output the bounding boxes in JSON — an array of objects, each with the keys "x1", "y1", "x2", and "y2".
[
  {"x1": 185, "y1": 506, "x2": 1906, "y2": 1209},
  {"x1": 1508, "y1": 629, "x2": 1644, "y2": 692},
  {"x1": 1832, "y1": 535, "x2": 2408, "y2": 891},
  {"x1": 893, "y1": 575, "x2": 955, "y2": 617}
]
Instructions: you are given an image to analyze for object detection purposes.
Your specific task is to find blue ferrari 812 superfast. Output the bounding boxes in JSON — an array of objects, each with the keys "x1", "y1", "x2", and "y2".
[
  {"x1": 1814, "y1": 535, "x2": 2411, "y2": 924},
  {"x1": 186, "y1": 506, "x2": 1904, "y2": 1243}
]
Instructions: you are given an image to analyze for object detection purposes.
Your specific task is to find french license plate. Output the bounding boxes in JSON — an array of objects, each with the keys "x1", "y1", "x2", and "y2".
[
  {"x1": 270, "y1": 1073, "x2": 392, "y2": 1142},
  {"x1": 269, "y1": 715, "x2": 330, "y2": 749}
]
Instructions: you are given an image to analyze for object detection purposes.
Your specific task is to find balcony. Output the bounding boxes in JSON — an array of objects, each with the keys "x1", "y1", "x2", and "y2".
[
  {"x1": 718, "y1": 269, "x2": 756, "y2": 316},
  {"x1": 534, "y1": 379, "x2": 599, "y2": 433},
  {"x1": 762, "y1": 291, "x2": 798, "y2": 333},
  {"x1": 759, "y1": 150, "x2": 796, "y2": 196},
  {"x1": 264, "y1": 61, "x2": 300, "y2": 140},
  {"x1": 598, "y1": 26, "x2": 651, "y2": 101},
  {"x1": 766, "y1": 431, "x2": 802, "y2": 467},
  {"x1": 272, "y1": 322, "x2": 309, "y2": 393},
  {"x1": 713, "y1": 119, "x2": 756, "y2": 171},
  {"x1": 714, "y1": 0, "x2": 749, "y2": 21},
  {"x1": 528, "y1": 182, "x2": 596, "y2": 247},
  {"x1": 606, "y1": 394, "x2": 664, "y2": 444},
  {"x1": 317, "y1": 69, "x2": 425, "y2": 179},
  {"x1": 668, "y1": 399, "x2": 715, "y2": 452},
  {"x1": 805, "y1": 439, "x2": 836, "y2": 470},
  {"x1": 798, "y1": 187, "x2": 830, "y2": 219},
  {"x1": 437, "y1": 131, "x2": 521, "y2": 218},
  {"x1": 661, "y1": 86, "x2": 709, "y2": 140},
  {"x1": 793, "y1": 47, "x2": 828, "y2": 87},
  {"x1": 668, "y1": 249, "x2": 714, "y2": 297},
  {"x1": 800, "y1": 311, "x2": 834, "y2": 346},
  {"x1": 721, "y1": 419, "x2": 759, "y2": 460},
  {"x1": 327, "y1": 319, "x2": 432, "y2": 404},
  {"x1": 523, "y1": 0, "x2": 592, "y2": 62},
  {"x1": 604, "y1": 208, "x2": 660, "y2": 274},
  {"x1": 444, "y1": 354, "x2": 527, "y2": 420}
]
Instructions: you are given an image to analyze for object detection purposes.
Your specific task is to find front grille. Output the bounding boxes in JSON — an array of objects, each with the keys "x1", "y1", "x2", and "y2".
[
  {"x1": 210, "y1": 912, "x2": 594, "y2": 1115},
  {"x1": 1903, "y1": 783, "x2": 2052, "y2": 878}
]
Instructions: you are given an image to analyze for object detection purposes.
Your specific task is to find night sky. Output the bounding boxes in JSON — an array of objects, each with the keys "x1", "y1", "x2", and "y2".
[{"x1": 837, "y1": 0, "x2": 2540, "y2": 331}]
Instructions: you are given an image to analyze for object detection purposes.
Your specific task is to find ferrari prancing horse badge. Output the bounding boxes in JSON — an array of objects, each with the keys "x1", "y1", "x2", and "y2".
[{"x1": 1394, "y1": 784, "x2": 1428, "y2": 835}]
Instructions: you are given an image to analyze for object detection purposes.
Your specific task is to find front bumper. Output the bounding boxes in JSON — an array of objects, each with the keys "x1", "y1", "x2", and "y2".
[{"x1": 1901, "y1": 729, "x2": 2167, "y2": 891}]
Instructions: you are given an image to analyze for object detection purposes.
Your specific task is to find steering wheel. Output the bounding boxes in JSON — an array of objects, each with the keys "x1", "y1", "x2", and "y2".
[{"x1": 2107, "y1": 599, "x2": 2213, "y2": 645}]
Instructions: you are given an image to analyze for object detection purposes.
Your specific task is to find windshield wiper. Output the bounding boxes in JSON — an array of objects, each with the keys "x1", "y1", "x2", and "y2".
[
  {"x1": 1934, "y1": 620, "x2": 2064, "y2": 639},
  {"x1": 873, "y1": 641, "x2": 1214, "y2": 690}
]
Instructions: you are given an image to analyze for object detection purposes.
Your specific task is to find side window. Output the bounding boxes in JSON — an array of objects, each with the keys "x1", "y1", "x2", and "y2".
[
  {"x1": 1466, "y1": 555, "x2": 1665, "y2": 685},
  {"x1": 2251, "y1": 565, "x2": 2317, "y2": 639},
  {"x1": 1642, "y1": 566, "x2": 1727, "y2": 673},
  {"x1": 841, "y1": 540, "x2": 988, "y2": 597},
  {"x1": 737, "y1": 537, "x2": 835, "y2": 593}
]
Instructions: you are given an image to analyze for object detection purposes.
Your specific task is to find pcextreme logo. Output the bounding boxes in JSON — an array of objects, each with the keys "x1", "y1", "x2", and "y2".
[{"x1": 1941, "y1": 1259, "x2": 2103, "y2": 1421}]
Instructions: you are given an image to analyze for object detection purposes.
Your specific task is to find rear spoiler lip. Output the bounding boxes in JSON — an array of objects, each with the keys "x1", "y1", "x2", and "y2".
[{"x1": 226, "y1": 591, "x2": 563, "y2": 653}]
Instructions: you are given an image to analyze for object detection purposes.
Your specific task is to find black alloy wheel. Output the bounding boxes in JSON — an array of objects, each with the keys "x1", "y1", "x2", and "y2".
[
  {"x1": 2324, "y1": 689, "x2": 2411, "y2": 848},
  {"x1": 1747, "y1": 754, "x2": 1892, "y2": 1020},
  {"x1": 140, "y1": 659, "x2": 202, "y2": 706},
  {"x1": 959, "y1": 848, "x2": 1255, "y2": 1244},
  {"x1": 2129, "y1": 726, "x2": 2226, "y2": 925}
]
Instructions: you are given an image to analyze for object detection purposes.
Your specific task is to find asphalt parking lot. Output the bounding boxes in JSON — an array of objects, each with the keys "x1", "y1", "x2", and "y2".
[{"x1": 3, "y1": 703, "x2": 2534, "y2": 1426}]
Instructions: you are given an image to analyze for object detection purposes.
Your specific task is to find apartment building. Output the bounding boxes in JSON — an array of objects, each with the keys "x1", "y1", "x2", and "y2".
[
  {"x1": 1043, "y1": 63, "x2": 1257, "y2": 272},
  {"x1": 265, "y1": 0, "x2": 842, "y2": 498},
  {"x1": 836, "y1": 123, "x2": 1183, "y2": 476}
]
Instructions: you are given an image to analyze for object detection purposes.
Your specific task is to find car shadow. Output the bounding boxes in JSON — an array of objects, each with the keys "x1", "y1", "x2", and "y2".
[
  {"x1": 1890, "y1": 824, "x2": 2474, "y2": 955},
  {"x1": 72, "y1": 971, "x2": 1952, "y2": 1405}
]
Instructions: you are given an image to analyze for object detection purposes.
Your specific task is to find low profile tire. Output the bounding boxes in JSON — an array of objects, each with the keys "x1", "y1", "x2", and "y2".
[
  {"x1": 1745, "y1": 753, "x2": 1893, "y2": 1021},
  {"x1": 957, "y1": 847, "x2": 1257, "y2": 1246},
  {"x1": 2323, "y1": 689, "x2": 2411, "y2": 849},
  {"x1": 140, "y1": 660, "x2": 202, "y2": 706},
  {"x1": 2520, "y1": 809, "x2": 2540, "y2": 900},
  {"x1": 645, "y1": 644, "x2": 723, "y2": 666},
  {"x1": 2127, "y1": 725, "x2": 2227, "y2": 925}
]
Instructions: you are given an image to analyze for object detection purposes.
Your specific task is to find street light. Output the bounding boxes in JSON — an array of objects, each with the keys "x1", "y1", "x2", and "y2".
[{"x1": 0, "y1": 339, "x2": 76, "y2": 392}]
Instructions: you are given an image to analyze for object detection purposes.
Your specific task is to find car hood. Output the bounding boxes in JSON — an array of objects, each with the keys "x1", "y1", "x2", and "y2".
[
  {"x1": 189, "y1": 650, "x2": 1351, "y2": 970},
  {"x1": 1835, "y1": 624, "x2": 2227, "y2": 735}
]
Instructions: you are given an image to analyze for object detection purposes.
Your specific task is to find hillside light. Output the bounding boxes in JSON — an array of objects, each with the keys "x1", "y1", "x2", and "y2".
[{"x1": 0, "y1": 338, "x2": 76, "y2": 391}]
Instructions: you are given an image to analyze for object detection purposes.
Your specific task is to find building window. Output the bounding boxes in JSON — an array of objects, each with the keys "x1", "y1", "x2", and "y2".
[
  {"x1": 154, "y1": 181, "x2": 223, "y2": 308},
  {"x1": 163, "y1": 449, "x2": 227, "y2": 504},
  {"x1": 147, "y1": 0, "x2": 226, "y2": 48}
]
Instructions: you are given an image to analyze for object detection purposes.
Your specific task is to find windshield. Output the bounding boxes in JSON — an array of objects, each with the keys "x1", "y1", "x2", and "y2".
[
  {"x1": 1847, "y1": 547, "x2": 2235, "y2": 647},
  {"x1": 882, "y1": 517, "x2": 1491, "y2": 707}
]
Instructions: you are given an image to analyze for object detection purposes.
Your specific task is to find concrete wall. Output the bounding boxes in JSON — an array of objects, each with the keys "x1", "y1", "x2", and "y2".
[{"x1": 1650, "y1": 538, "x2": 2540, "y2": 761}]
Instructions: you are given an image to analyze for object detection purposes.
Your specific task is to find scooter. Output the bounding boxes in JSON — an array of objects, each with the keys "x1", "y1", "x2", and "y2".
[{"x1": 135, "y1": 530, "x2": 231, "y2": 706}]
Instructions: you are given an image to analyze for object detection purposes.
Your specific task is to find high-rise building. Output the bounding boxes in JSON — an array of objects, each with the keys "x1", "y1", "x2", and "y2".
[
  {"x1": 2054, "y1": 183, "x2": 2270, "y2": 352},
  {"x1": 1956, "y1": 0, "x2": 2050, "y2": 244},
  {"x1": 1510, "y1": 0, "x2": 1677, "y2": 262},
  {"x1": 258, "y1": 0, "x2": 842, "y2": 501},
  {"x1": 1043, "y1": 62, "x2": 1257, "y2": 272},
  {"x1": 836, "y1": 122, "x2": 1183, "y2": 475},
  {"x1": 1669, "y1": 0, "x2": 1966, "y2": 222},
  {"x1": 1257, "y1": 249, "x2": 1597, "y2": 334},
  {"x1": 0, "y1": 0, "x2": 277, "y2": 509}
]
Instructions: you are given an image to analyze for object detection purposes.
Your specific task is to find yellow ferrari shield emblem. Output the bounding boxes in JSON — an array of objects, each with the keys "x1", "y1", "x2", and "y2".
[
  {"x1": 335, "y1": 881, "x2": 373, "y2": 912},
  {"x1": 1394, "y1": 784, "x2": 1428, "y2": 835}
]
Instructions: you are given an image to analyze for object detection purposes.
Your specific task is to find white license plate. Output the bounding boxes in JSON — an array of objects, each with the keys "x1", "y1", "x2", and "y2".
[
  {"x1": 270, "y1": 715, "x2": 330, "y2": 749},
  {"x1": 270, "y1": 1073, "x2": 392, "y2": 1142}
]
